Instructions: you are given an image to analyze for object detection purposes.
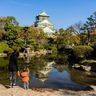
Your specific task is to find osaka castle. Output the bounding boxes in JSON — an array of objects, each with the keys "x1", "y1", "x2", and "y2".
[{"x1": 34, "y1": 11, "x2": 55, "y2": 34}]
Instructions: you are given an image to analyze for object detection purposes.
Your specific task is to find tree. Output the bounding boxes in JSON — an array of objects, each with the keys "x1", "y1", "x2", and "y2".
[
  {"x1": 0, "y1": 17, "x2": 6, "y2": 40},
  {"x1": 82, "y1": 12, "x2": 96, "y2": 44},
  {"x1": 73, "y1": 21, "x2": 83, "y2": 34},
  {"x1": 22, "y1": 26, "x2": 29, "y2": 47},
  {"x1": 55, "y1": 27, "x2": 81, "y2": 52},
  {"x1": 4, "y1": 16, "x2": 19, "y2": 47},
  {"x1": 65, "y1": 26, "x2": 80, "y2": 45},
  {"x1": 22, "y1": 26, "x2": 47, "y2": 50}
]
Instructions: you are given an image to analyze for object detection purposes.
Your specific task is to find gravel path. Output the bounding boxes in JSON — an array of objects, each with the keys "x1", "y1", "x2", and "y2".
[{"x1": 0, "y1": 84, "x2": 96, "y2": 96}]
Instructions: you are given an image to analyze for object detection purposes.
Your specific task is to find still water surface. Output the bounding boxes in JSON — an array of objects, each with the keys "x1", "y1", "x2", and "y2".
[{"x1": 0, "y1": 55, "x2": 96, "y2": 90}]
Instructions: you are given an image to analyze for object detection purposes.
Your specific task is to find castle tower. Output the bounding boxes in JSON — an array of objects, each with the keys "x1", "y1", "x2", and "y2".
[{"x1": 34, "y1": 11, "x2": 55, "y2": 34}]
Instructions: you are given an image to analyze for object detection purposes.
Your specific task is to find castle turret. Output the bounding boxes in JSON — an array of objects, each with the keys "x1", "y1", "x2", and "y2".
[{"x1": 34, "y1": 11, "x2": 55, "y2": 34}]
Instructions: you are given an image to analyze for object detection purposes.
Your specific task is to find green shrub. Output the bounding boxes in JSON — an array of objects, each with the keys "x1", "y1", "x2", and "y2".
[
  {"x1": 44, "y1": 45, "x2": 57, "y2": 53},
  {"x1": 0, "y1": 42, "x2": 9, "y2": 53},
  {"x1": 0, "y1": 57, "x2": 8, "y2": 67},
  {"x1": 57, "y1": 54, "x2": 69, "y2": 64},
  {"x1": 15, "y1": 38, "x2": 24, "y2": 48},
  {"x1": 73, "y1": 45, "x2": 93, "y2": 59},
  {"x1": 80, "y1": 59, "x2": 96, "y2": 65},
  {"x1": 11, "y1": 46, "x2": 20, "y2": 51},
  {"x1": 3, "y1": 47, "x2": 13, "y2": 55}
]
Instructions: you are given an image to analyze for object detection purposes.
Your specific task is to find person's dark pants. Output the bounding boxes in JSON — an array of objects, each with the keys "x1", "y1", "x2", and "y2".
[{"x1": 9, "y1": 71, "x2": 17, "y2": 87}]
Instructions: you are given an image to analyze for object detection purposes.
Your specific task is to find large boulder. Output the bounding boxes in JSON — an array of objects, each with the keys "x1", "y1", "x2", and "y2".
[{"x1": 72, "y1": 60, "x2": 96, "y2": 72}]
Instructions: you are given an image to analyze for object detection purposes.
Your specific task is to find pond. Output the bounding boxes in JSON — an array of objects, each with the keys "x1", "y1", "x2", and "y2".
[{"x1": 0, "y1": 54, "x2": 96, "y2": 90}]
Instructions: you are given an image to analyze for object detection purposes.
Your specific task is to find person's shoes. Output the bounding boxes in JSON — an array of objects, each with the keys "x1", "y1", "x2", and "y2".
[{"x1": 13, "y1": 83, "x2": 16, "y2": 86}]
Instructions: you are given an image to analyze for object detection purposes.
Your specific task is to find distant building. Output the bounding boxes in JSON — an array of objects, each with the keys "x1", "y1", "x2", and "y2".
[{"x1": 34, "y1": 11, "x2": 55, "y2": 34}]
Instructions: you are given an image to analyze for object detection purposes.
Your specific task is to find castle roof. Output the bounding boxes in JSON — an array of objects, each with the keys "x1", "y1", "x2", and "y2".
[{"x1": 38, "y1": 11, "x2": 49, "y2": 17}]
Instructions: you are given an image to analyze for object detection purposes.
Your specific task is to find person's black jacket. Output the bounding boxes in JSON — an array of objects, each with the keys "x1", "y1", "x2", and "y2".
[{"x1": 8, "y1": 52, "x2": 18, "y2": 72}]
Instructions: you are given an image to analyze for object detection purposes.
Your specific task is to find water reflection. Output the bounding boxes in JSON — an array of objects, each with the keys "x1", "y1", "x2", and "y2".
[
  {"x1": 35, "y1": 61, "x2": 55, "y2": 82},
  {"x1": 69, "y1": 68, "x2": 96, "y2": 85},
  {"x1": 0, "y1": 55, "x2": 96, "y2": 90}
]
